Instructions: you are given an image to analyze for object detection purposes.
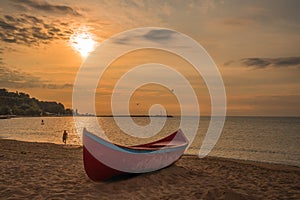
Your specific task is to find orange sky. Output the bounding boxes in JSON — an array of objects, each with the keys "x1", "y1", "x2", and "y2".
[{"x1": 0, "y1": 0, "x2": 299, "y2": 116}]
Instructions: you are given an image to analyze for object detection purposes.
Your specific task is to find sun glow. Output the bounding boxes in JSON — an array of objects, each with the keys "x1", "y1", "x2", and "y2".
[{"x1": 70, "y1": 32, "x2": 97, "y2": 58}]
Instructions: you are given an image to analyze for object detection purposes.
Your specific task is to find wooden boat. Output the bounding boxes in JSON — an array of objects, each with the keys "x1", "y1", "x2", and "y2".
[{"x1": 83, "y1": 128, "x2": 188, "y2": 181}]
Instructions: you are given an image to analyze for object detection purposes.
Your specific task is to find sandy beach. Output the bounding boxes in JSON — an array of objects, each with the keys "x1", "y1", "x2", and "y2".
[{"x1": 0, "y1": 139, "x2": 299, "y2": 200}]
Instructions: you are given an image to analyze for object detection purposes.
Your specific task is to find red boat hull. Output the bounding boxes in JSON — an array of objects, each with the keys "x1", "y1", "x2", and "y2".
[
  {"x1": 83, "y1": 129, "x2": 188, "y2": 181},
  {"x1": 83, "y1": 146, "x2": 123, "y2": 181}
]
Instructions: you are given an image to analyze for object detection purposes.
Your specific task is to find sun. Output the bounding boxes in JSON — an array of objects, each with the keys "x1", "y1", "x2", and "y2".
[{"x1": 70, "y1": 31, "x2": 97, "y2": 58}]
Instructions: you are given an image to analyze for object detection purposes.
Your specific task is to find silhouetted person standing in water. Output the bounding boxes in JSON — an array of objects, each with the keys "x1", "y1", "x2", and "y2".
[{"x1": 62, "y1": 130, "x2": 68, "y2": 144}]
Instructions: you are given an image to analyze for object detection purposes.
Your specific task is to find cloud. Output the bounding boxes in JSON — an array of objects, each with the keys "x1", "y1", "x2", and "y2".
[
  {"x1": 0, "y1": 20, "x2": 16, "y2": 30},
  {"x1": 112, "y1": 28, "x2": 178, "y2": 45},
  {"x1": 143, "y1": 29, "x2": 177, "y2": 41},
  {"x1": 241, "y1": 58, "x2": 271, "y2": 68},
  {"x1": 0, "y1": 65, "x2": 73, "y2": 89},
  {"x1": 272, "y1": 57, "x2": 300, "y2": 66},
  {"x1": 12, "y1": 0, "x2": 81, "y2": 16},
  {"x1": 223, "y1": 60, "x2": 234, "y2": 66},
  {"x1": 0, "y1": 48, "x2": 4, "y2": 65},
  {"x1": 0, "y1": 14, "x2": 74, "y2": 46},
  {"x1": 242, "y1": 57, "x2": 300, "y2": 69},
  {"x1": 227, "y1": 57, "x2": 300, "y2": 69},
  {"x1": 111, "y1": 35, "x2": 132, "y2": 45}
]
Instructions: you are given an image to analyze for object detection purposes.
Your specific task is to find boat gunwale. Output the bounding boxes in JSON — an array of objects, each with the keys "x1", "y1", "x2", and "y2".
[{"x1": 83, "y1": 129, "x2": 188, "y2": 154}]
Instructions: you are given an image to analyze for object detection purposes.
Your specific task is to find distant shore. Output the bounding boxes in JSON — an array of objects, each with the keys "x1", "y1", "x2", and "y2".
[
  {"x1": 0, "y1": 115, "x2": 174, "y2": 119},
  {"x1": 96, "y1": 115, "x2": 174, "y2": 118},
  {"x1": 1, "y1": 139, "x2": 299, "y2": 199},
  {"x1": 0, "y1": 115, "x2": 16, "y2": 119},
  {"x1": 2, "y1": 115, "x2": 300, "y2": 119},
  {"x1": 0, "y1": 115, "x2": 73, "y2": 119}
]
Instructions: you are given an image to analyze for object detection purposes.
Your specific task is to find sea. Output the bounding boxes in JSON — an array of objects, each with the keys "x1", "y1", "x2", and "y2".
[{"x1": 0, "y1": 116, "x2": 299, "y2": 167}]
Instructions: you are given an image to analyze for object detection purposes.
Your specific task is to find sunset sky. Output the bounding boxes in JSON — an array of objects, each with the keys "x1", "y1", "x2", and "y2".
[{"x1": 0, "y1": 0, "x2": 299, "y2": 116}]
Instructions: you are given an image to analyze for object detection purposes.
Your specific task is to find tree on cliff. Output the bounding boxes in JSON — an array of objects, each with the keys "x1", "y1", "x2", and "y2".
[{"x1": 0, "y1": 88, "x2": 72, "y2": 116}]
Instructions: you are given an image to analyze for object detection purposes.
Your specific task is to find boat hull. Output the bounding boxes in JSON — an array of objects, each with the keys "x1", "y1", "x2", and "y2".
[{"x1": 83, "y1": 129, "x2": 188, "y2": 181}]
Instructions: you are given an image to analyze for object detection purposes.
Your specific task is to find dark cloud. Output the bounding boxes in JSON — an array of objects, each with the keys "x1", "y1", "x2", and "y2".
[
  {"x1": 242, "y1": 58, "x2": 271, "y2": 68},
  {"x1": 0, "y1": 65, "x2": 73, "y2": 89},
  {"x1": 3, "y1": 38, "x2": 17, "y2": 43},
  {"x1": 112, "y1": 36, "x2": 132, "y2": 45},
  {"x1": 0, "y1": 20, "x2": 17, "y2": 30},
  {"x1": 112, "y1": 29, "x2": 178, "y2": 45},
  {"x1": 0, "y1": 2, "x2": 80, "y2": 48},
  {"x1": 227, "y1": 57, "x2": 300, "y2": 69},
  {"x1": 224, "y1": 60, "x2": 235, "y2": 66},
  {"x1": 273, "y1": 57, "x2": 300, "y2": 66},
  {"x1": 4, "y1": 15, "x2": 15, "y2": 22},
  {"x1": 22, "y1": 14, "x2": 44, "y2": 23},
  {"x1": 12, "y1": 0, "x2": 81, "y2": 16},
  {"x1": 45, "y1": 83, "x2": 73, "y2": 89},
  {"x1": 143, "y1": 29, "x2": 177, "y2": 41},
  {"x1": 0, "y1": 14, "x2": 74, "y2": 46}
]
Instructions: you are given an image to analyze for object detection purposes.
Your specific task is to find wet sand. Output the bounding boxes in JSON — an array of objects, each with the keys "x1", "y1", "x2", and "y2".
[{"x1": 0, "y1": 139, "x2": 299, "y2": 199}]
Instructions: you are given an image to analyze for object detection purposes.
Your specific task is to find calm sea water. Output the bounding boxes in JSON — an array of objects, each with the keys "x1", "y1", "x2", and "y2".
[{"x1": 0, "y1": 116, "x2": 299, "y2": 166}]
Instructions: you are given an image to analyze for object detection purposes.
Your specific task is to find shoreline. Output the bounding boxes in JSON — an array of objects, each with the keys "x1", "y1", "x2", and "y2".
[
  {"x1": 1, "y1": 139, "x2": 299, "y2": 199},
  {"x1": 0, "y1": 136, "x2": 300, "y2": 169},
  {"x1": 2, "y1": 115, "x2": 300, "y2": 119},
  {"x1": 2, "y1": 137, "x2": 299, "y2": 168}
]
